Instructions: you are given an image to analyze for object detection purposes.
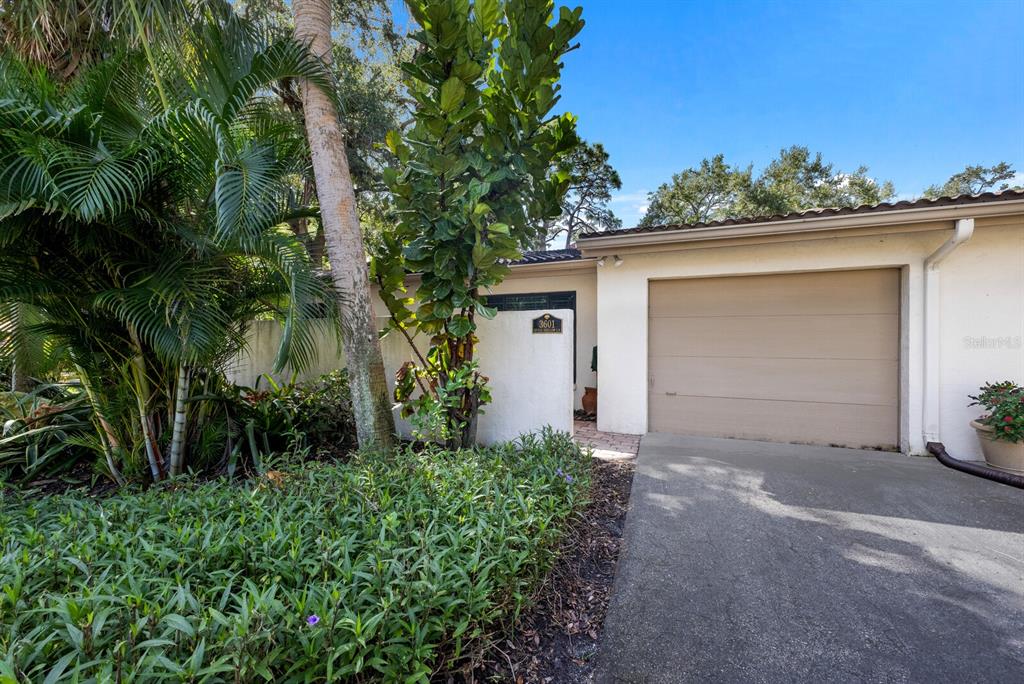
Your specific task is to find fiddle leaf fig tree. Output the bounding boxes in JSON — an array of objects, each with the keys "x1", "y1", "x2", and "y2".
[{"x1": 372, "y1": 0, "x2": 583, "y2": 447}]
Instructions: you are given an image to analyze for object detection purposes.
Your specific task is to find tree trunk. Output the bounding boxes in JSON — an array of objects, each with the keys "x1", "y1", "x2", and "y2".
[
  {"x1": 127, "y1": 327, "x2": 163, "y2": 481},
  {"x1": 77, "y1": 366, "x2": 125, "y2": 486},
  {"x1": 169, "y1": 365, "x2": 189, "y2": 476},
  {"x1": 10, "y1": 358, "x2": 31, "y2": 392},
  {"x1": 293, "y1": 0, "x2": 395, "y2": 450}
]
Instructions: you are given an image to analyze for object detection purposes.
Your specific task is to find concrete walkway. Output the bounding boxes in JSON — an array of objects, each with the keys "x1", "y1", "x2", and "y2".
[{"x1": 598, "y1": 433, "x2": 1024, "y2": 683}]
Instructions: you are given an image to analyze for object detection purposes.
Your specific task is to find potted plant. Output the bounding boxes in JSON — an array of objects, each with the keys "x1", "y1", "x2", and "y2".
[{"x1": 969, "y1": 381, "x2": 1024, "y2": 473}]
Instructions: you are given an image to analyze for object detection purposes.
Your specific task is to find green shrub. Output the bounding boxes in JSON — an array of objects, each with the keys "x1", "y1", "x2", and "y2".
[
  {"x1": 289, "y1": 371, "x2": 357, "y2": 455},
  {"x1": 0, "y1": 429, "x2": 588, "y2": 681},
  {"x1": 970, "y1": 380, "x2": 1024, "y2": 442},
  {"x1": 232, "y1": 371, "x2": 357, "y2": 465},
  {"x1": 0, "y1": 384, "x2": 94, "y2": 483}
]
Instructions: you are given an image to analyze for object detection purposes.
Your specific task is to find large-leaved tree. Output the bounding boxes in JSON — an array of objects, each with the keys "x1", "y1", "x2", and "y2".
[{"x1": 372, "y1": 0, "x2": 583, "y2": 447}]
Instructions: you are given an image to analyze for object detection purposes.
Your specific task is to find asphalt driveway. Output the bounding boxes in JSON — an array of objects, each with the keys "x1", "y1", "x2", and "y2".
[{"x1": 597, "y1": 433, "x2": 1024, "y2": 683}]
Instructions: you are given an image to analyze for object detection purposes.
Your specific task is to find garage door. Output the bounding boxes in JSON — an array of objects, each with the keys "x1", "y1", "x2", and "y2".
[{"x1": 648, "y1": 269, "x2": 899, "y2": 449}]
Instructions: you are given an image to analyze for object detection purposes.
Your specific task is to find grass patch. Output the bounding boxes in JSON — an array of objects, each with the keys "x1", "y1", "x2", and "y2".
[{"x1": 0, "y1": 429, "x2": 589, "y2": 682}]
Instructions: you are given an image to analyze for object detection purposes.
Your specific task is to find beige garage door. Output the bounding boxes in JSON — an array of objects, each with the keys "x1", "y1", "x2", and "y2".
[{"x1": 648, "y1": 269, "x2": 899, "y2": 449}]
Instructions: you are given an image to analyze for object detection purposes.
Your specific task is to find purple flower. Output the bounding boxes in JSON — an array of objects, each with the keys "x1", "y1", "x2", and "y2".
[
  {"x1": 565, "y1": 474, "x2": 574, "y2": 484},
  {"x1": 555, "y1": 467, "x2": 564, "y2": 477},
  {"x1": 306, "y1": 614, "x2": 320, "y2": 626}
]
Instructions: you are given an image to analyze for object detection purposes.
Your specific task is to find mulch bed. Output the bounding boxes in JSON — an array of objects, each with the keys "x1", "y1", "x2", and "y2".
[{"x1": 468, "y1": 457, "x2": 636, "y2": 683}]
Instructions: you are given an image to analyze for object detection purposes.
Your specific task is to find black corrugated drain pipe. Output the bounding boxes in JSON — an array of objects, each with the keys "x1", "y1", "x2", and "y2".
[{"x1": 927, "y1": 442, "x2": 1024, "y2": 489}]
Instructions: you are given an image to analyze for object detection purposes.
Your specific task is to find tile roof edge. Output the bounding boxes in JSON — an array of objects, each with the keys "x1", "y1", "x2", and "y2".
[{"x1": 579, "y1": 189, "x2": 1024, "y2": 240}]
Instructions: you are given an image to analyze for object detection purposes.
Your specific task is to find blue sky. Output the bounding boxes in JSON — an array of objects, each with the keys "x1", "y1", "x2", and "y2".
[
  {"x1": 390, "y1": 0, "x2": 1024, "y2": 227},
  {"x1": 546, "y1": 0, "x2": 1024, "y2": 226}
]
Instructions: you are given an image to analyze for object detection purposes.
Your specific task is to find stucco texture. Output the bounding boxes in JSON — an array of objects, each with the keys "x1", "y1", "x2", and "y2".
[
  {"x1": 486, "y1": 267, "x2": 597, "y2": 409},
  {"x1": 937, "y1": 221, "x2": 1024, "y2": 458}
]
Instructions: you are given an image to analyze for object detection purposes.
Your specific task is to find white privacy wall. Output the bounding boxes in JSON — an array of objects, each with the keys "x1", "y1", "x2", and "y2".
[
  {"x1": 383, "y1": 309, "x2": 575, "y2": 443},
  {"x1": 486, "y1": 268, "x2": 597, "y2": 409},
  {"x1": 225, "y1": 320, "x2": 346, "y2": 388},
  {"x1": 477, "y1": 309, "x2": 574, "y2": 442},
  {"x1": 226, "y1": 310, "x2": 575, "y2": 445},
  {"x1": 593, "y1": 214, "x2": 1024, "y2": 459},
  {"x1": 937, "y1": 220, "x2": 1024, "y2": 459}
]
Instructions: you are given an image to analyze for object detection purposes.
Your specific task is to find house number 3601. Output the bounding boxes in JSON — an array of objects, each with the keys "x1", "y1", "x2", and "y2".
[{"x1": 532, "y1": 313, "x2": 563, "y2": 334}]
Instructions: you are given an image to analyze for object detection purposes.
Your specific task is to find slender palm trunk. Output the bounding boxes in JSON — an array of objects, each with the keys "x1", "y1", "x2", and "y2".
[
  {"x1": 293, "y1": 0, "x2": 395, "y2": 450},
  {"x1": 127, "y1": 329, "x2": 163, "y2": 480},
  {"x1": 131, "y1": 355, "x2": 162, "y2": 481},
  {"x1": 10, "y1": 358, "x2": 31, "y2": 392},
  {"x1": 76, "y1": 366, "x2": 125, "y2": 486},
  {"x1": 169, "y1": 365, "x2": 189, "y2": 476}
]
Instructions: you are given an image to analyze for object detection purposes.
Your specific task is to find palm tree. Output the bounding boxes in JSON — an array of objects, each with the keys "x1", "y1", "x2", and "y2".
[
  {"x1": 0, "y1": 1, "x2": 193, "y2": 81},
  {"x1": 293, "y1": 0, "x2": 396, "y2": 450},
  {"x1": 0, "y1": 18, "x2": 340, "y2": 480}
]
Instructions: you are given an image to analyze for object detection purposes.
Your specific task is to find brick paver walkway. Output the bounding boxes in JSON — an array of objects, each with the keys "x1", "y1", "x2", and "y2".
[{"x1": 573, "y1": 420, "x2": 640, "y2": 460}]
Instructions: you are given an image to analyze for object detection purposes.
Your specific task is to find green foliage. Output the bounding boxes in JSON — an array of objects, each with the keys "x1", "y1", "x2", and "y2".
[
  {"x1": 242, "y1": 0, "x2": 409, "y2": 249},
  {"x1": 0, "y1": 429, "x2": 590, "y2": 681},
  {"x1": 372, "y1": 0, "x2": 584, "y2": 446},
  {"x1": 547, "y1": 140, "x2": 622, "y2": 248},
  {"x1": 640, "y1": 146, "x2": 895, "y2": 226},
  {"x1": 0, "y1": 0, "x2": 197, "y2": 79},
  {"x1": 0, "y1": 20, "x2": 342, "y2": 481},
  {"x1": 0, "y1": 303, "x2": 69, "y2": 389},
  {"x1": 924, "y1": 162, "x2": 1020, "y2": 198},
  {"x1": 227, "y1": 371, "x2": 358, "y2": 467},
  {"x1": 970, "y1": 381, "x2": 1024, "y2": 443},
  {"x1": 742, "y1": 146, "x2": 896, "y2": 216},
  {"x1": 0, "y1": 384, "x2": 94, "y2": 482},
  {"x1": 394, "y1": 360, "x2": 492, "y2": 444},
  {"x1": 288, "y1": 370, "x2": 357, "y2": 453},
  {"x1": 639, "y1": 153, "x2": 752, "y2": 227}
]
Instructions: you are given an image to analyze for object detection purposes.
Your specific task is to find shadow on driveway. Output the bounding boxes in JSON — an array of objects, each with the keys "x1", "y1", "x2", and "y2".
[{"x1": 597, "y1": 433, "x2": 1024, "y2": 683}]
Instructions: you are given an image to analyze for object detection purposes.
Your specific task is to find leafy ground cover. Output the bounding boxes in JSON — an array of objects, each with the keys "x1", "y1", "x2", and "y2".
[
  {"x1": 0, "y1": 430, "x2": 588, "y2": 682},
  {"x1": 473, "y1": 458, "x2": 636, "y2": 682}
]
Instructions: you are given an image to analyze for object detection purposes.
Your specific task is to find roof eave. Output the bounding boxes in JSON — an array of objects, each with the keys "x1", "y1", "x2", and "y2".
[
  {"x1": 506, "y1": 257, "x2": 597, "y2": 275},
  {"x1": 577, "y1": 197, "x2": 1024, "y2": 254}
]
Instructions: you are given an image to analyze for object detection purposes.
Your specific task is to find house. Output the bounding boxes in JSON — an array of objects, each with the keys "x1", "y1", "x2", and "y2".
[
  {"x1": 496, "y1": 190, "x2": 1024, "y2": 461},
  {"x1": 232, "y1": 190, "x2": 1023, "y2": 460}
]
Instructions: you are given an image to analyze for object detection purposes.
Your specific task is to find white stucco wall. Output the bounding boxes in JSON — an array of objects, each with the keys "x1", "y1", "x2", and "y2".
[
  {"x1": 226, "y1": 310, "x2": 575, "y2": 445},
  {"x1": 592, "y1": 215, "x2": 1024, "y2": 459},
  {"x1": 937, "y1": 220, "x2": 1024, "y2": 459},
  {"x1": 381, "y1": 309, "x2": 574, "y2": 443},
  {"x1": 485, "y1": 267, "x2": 597, "y2": 409},
  {"x1": 225, "y1": 320, "x2": 345, "y2": 388}
]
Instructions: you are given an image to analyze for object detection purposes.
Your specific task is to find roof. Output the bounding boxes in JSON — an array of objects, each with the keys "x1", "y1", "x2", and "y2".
[
  {"x1": 513, "y1": 248, "x2": 584, "y2": 264},
  {"x1": 578, "y1": 189, "x2": 1024, "y2": 240}
]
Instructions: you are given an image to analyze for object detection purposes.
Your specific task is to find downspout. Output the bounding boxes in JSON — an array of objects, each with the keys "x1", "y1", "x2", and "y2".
[{"x1": 922, "y1": 217, "x2": 974, "y2": 445}]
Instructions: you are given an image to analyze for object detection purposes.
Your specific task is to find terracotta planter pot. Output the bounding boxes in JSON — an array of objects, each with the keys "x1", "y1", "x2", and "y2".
[
  {"x1": 582, "y1": 387, "x2": 597, "y2": 416},
  {"x1": 971, "y1": 420, "x2": 1024, "y2": 474}
]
